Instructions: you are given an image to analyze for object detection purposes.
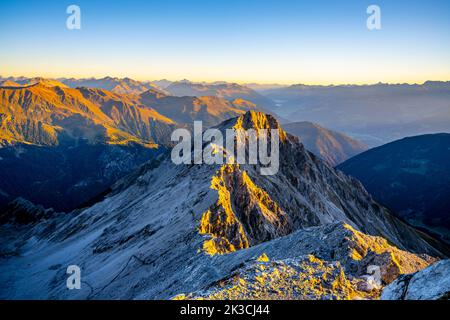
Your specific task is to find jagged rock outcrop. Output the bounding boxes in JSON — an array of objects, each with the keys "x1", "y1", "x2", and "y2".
[
  {"x1": 199, "y1": 165, "x2": 291, "y2": 255},
  {"x1": 0, "y1": 111, "x2": 445, "y2": 300},
  {"x1": 203, "y1": 112, "x2": 443, "y2": 257},
  {"x1": 381, "y1": 260, "x2": 450, "y2": 300},
  {"x1": 177, "y1": 222, "x2": 435, "y2": 300},
  {"x1": 175, "y1": 255, "x2": 370, "y2": 300}
]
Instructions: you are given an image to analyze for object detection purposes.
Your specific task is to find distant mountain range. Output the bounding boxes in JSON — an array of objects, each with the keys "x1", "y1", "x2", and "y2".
[
  {"x1": 59, "y1": 76, "x2": 168, "y2": 95},
  {"x1": 139, "y1": 90, "x2": 260, "y2": 129},
  {"x1": 5, "y1": 77, "x2": 448, "y2": 148},
  {"x1": 1, "y1": 111, "x2": 446, "y2": 300},
  {"x1": 284, "y1": 121, "x2": 368, "y2": 166},
  {"x1": 338, "y1": 133, "x2": 450, "y2": 244},
  {"x1": 261, "y1": 81, "x2": 450, "y2": 146},
  {"x1": 165, "y1": 80, "x2": 277, "y2": 111},
  {"x1": 243, "y1": 83, "x2": 287, "y2": 91},
  {"x1": 1, "y1": 76, "x2": 168, "y2": 95}
]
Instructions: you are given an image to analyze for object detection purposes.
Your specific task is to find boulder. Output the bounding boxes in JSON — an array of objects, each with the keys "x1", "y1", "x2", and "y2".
[{"x1": 381, "y1": 259, "x2": 450, "y2": 300}]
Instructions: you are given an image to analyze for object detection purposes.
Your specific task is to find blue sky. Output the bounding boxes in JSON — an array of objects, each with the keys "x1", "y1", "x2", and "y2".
[{"x1": 0, "y1": 0, "x2": 449, "y2": 84}]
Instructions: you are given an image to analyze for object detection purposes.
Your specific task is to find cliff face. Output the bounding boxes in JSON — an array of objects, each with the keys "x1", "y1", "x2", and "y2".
[
  {"x1": 199, "y1": 165, "x2": 292, "y2": 255},
  {"x1": 0, "y1": 111, "x2": 445, "y2": 300}
]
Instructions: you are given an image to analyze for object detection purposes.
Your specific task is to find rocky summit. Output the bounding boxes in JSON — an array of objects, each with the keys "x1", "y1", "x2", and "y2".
[{"x1": 0, "y1": 111, "x2": 447, "y2": 300}]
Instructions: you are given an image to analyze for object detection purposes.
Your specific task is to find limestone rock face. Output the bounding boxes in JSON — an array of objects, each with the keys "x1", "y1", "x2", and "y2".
[
  {"x1": 204, "y1": 112, "x2": 444, "y2": 258},
  {"x1": 175, "y1": 255, "x2": 371, "y2": 300},
  {"x1": 199, "y1": 165, "x2": 292, "y2": 255},
  {"x1": 176, "y1": 223, "x2": 434, "y2": 300},
  {"x1": 381, "y1": 260, "x2": 450, "y2": 300}
]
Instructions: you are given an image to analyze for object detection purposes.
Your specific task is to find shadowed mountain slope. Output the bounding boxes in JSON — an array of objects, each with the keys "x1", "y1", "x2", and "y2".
[
  {"x1": 284, "y1": 121, "x2": 368, "y2": 166},
  {"x1": 338, "y1": 133, "x2": 450, "y2": 244},
  {"x1": 0, "y1": 142, "x2": 164, "y2": 211}
]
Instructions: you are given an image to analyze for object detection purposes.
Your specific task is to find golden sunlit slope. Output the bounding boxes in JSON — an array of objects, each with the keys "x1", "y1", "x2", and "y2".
[
  {"x1": 0, "y1": 77, "x2": 263, "y2": 146},
  {"x1": 0, "y1": 80, "x2": 21, "y2": 87},
  {"x1": 0, "y1": 80, "x2": 175, "y2": 146}
]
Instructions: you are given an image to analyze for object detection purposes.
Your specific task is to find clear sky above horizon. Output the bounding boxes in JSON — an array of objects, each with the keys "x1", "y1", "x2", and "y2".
[{"x1": 1, "y1": 0, "x2": 449, "y2": 84}]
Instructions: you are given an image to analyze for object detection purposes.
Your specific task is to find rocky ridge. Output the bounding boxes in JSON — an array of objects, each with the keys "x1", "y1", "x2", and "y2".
[{"x1": 0, "y1": 111, "x2": 445, "y2": 300}]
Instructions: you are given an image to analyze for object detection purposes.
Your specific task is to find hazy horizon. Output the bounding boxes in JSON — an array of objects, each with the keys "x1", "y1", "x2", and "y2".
[{"x1": 2, "y1": 74, "x2": 449, "y2": 87}]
